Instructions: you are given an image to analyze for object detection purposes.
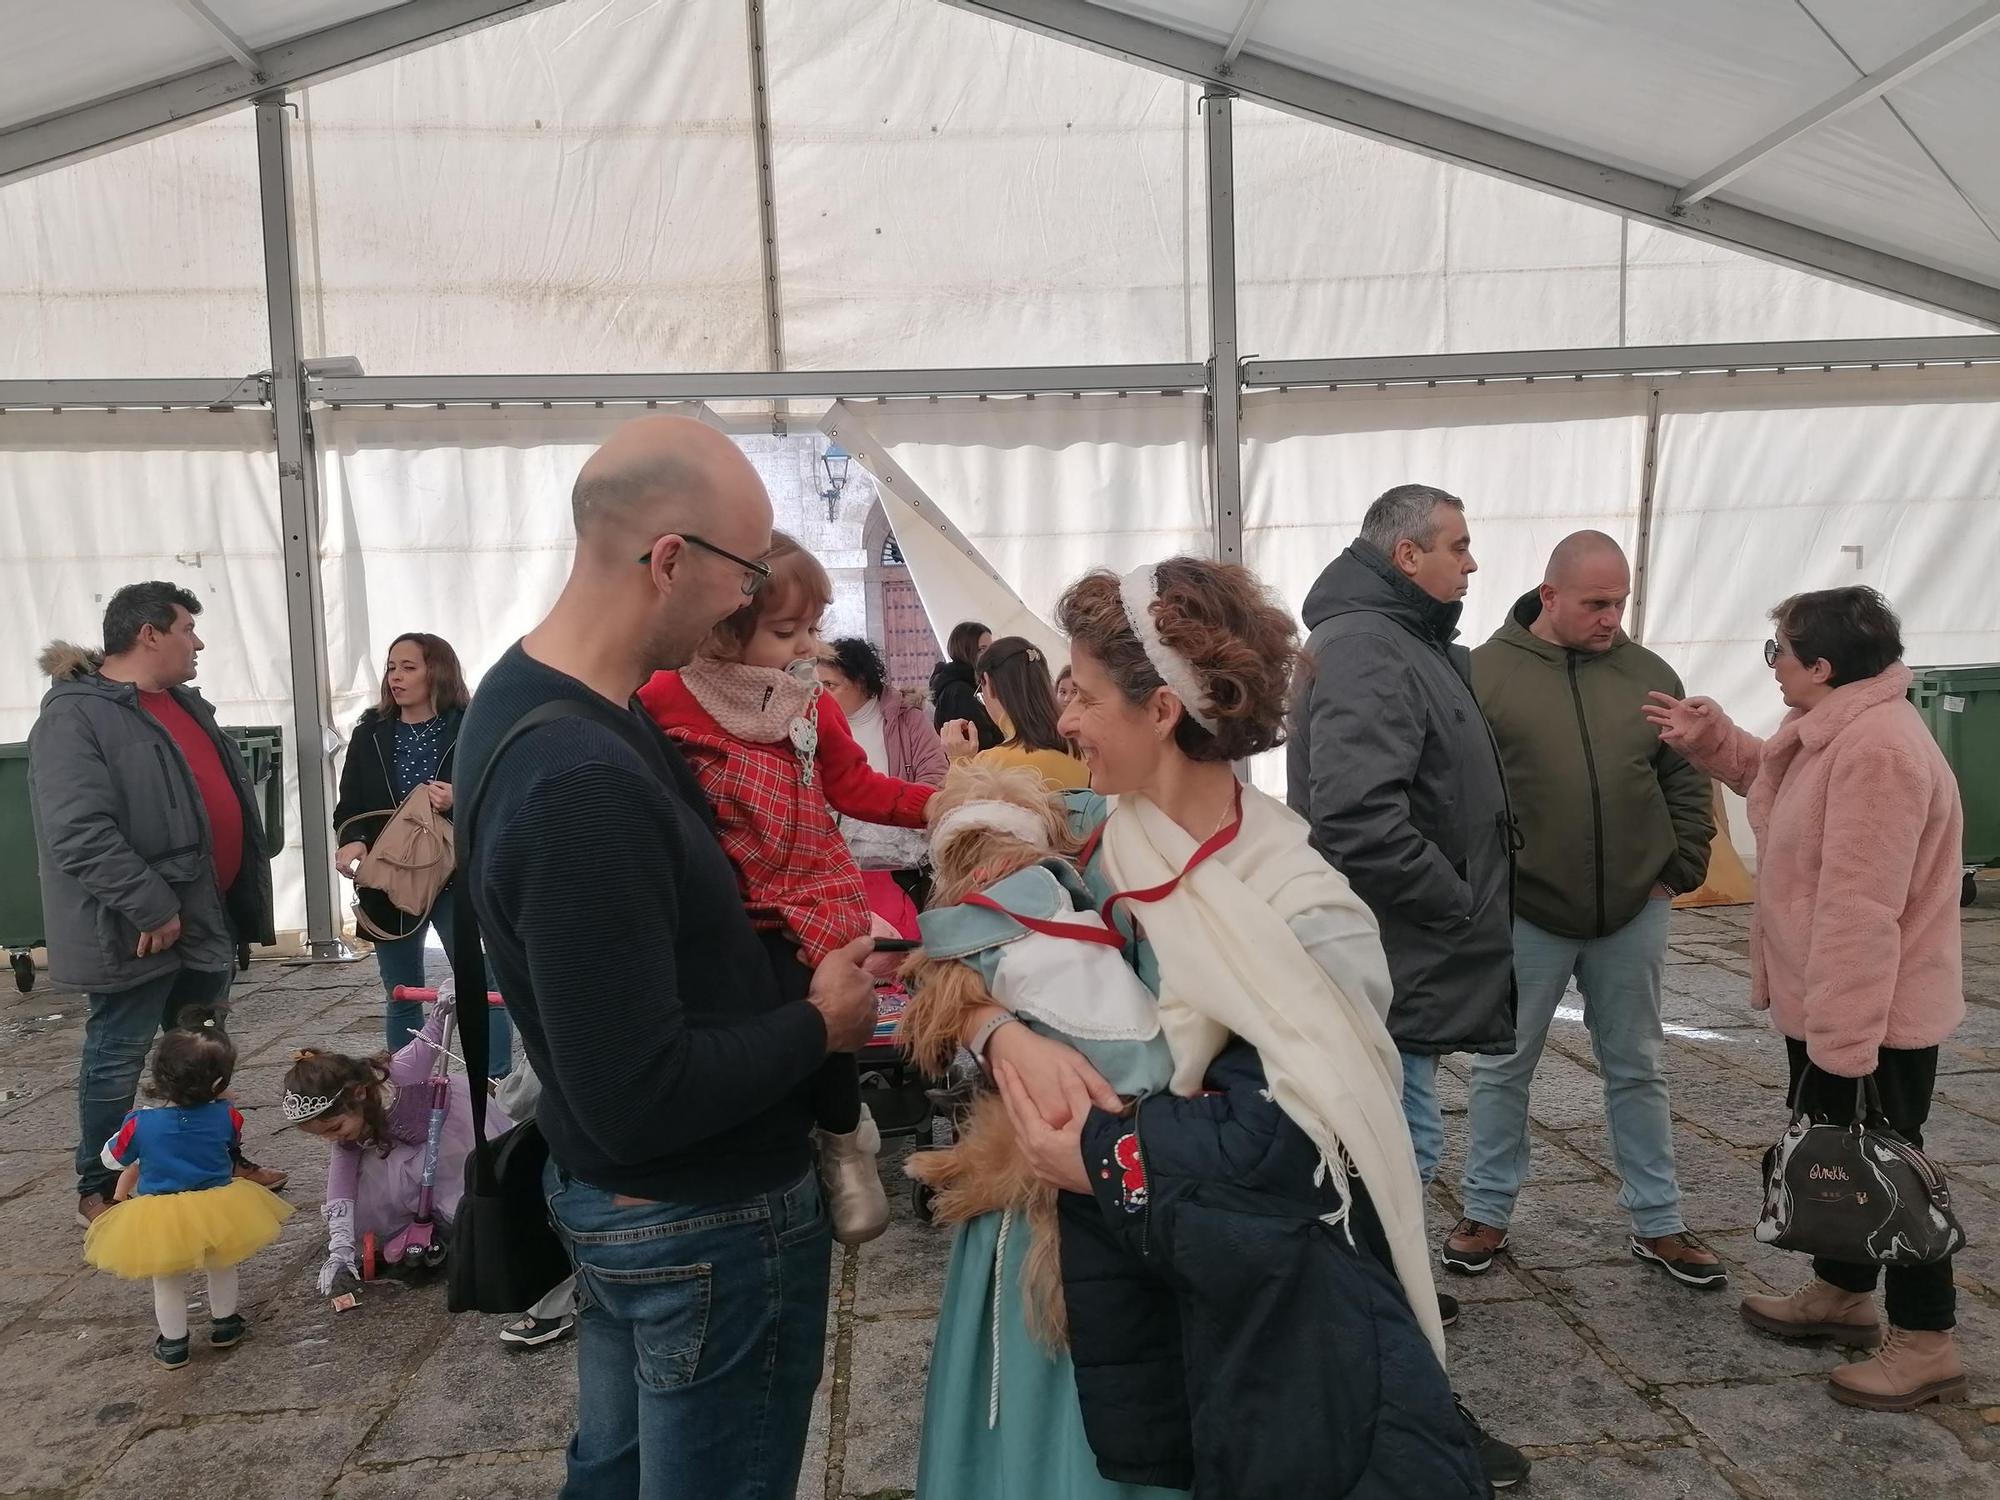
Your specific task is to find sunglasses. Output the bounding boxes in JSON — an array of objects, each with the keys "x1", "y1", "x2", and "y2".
[
  {"x1": 1763, "y1": 638, "x2": 1783, "y2": 667},
  {"x1": 638, "y1": 533, "x2": 771, "y2": 597}
]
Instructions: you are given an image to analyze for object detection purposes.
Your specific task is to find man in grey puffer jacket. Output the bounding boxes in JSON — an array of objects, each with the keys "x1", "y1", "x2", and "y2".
[{"x1": 29, "y1": 581, "x2": 282, "y2": 1227}]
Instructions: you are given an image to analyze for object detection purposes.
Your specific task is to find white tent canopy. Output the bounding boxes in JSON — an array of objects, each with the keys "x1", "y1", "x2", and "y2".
[{"x1": 3, "y1": 0, "x2": 1998, "y2": 949}]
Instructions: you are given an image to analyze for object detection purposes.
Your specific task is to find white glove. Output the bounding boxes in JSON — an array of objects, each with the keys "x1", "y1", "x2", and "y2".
[{"x1": 317, "y1": 1198, "x2": 358, "y2": 1296}]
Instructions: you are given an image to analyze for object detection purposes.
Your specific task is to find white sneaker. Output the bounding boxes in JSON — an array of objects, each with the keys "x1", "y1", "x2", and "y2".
[{"x1": 820, "y1": 1105, "x2": 890, "y2": 1246}]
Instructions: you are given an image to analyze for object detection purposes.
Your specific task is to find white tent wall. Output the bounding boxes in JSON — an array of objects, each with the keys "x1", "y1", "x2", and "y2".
[
  {"x1": 288, "y1": 0, "x2": 768, "y2": 374},
  {"x1": 763, "y1": 0, "x2": 1207, "y2": 368},
  {"x1": 0, "y1": 115, "x2": 266, "y2": 377},
  {"x1": 0, "y1": 409, "x2": 309, "y2": 932}
]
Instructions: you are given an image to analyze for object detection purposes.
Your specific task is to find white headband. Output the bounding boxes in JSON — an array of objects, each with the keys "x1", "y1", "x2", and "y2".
[
  {"x1": 1119, "y1": 565, "x2": 1218, "y2": 733},
  {"x1": 930, "y1": 800, "x2": 1053, "y2": 857}
]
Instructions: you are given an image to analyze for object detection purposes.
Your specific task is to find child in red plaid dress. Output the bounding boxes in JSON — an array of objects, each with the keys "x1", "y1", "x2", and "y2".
[{"x1": 640, "y1": 533, "x2": 934, "y2": 1244}]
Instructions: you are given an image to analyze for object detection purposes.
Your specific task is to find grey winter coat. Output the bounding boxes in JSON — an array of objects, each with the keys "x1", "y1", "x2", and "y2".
[
  {"x1": 27, "y1": 643, "x2": 273, "y2": 993},
  {"x1": 1286, "y1": 543, "x2": 1517, "y2": 1055}
]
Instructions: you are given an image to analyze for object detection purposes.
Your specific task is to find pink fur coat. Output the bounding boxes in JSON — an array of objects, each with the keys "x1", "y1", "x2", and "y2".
[{"x1": 1677, "y1": 663, "x2": 1964, "y2": 1077}]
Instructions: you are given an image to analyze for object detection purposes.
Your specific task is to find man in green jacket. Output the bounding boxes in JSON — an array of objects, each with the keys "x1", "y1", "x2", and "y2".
[{"x1": 1442, "y1": 532, "x2": 1726, "y2": 1289}]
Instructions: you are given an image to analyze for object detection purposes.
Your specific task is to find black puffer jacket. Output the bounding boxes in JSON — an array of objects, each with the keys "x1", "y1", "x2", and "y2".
[
  {"x1": 332, "y1": 707, "x2": 462, "y2": 938},
  {"x1": 1062, "y1": 1041, "x2": 1485, "y2": 1499},
  {"x1": 928, "y1": 660, "x2": 1002, "y2": 751}
]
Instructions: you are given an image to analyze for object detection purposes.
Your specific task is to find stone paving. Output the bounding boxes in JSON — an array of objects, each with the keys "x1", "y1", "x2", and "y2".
[{"x1": 1, "y1": 896, "x2": 1997, "y2": 1498}]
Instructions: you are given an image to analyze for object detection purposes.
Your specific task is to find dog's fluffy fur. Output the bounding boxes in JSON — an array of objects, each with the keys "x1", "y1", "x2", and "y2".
[{"x1": 900, "y1": 763, "x2": 1083, "y2": 1347}]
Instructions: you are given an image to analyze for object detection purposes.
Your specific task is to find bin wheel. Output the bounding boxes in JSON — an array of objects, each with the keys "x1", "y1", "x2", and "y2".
[
  {"x1": 912, "y1": 1181, "x2": 936, "y2": 1225},
  {"x1": 9, "y1": 953, "x2": 31, "y2": 994},
  {"x1": 1965, "y1": 871, "x2": 1979, "y2": 909}
]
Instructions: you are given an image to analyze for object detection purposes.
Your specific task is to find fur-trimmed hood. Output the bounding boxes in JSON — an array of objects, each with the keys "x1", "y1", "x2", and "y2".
[{"x1": 39, "y1": 640, "x2": 104, "y2": 681}]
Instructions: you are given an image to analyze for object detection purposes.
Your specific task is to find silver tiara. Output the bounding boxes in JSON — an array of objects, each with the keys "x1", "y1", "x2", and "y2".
[{"x1": 282, "y1": 1090, "x2": 339, "y2": 1124}]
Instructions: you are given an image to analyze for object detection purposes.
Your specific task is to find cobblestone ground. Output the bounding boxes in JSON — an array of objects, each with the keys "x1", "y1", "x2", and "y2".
[{"x1": 2, "y1": 897, "x2": 1997, "y2": 1499}]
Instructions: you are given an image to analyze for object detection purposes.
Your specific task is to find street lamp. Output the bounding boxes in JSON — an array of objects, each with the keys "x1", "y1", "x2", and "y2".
[{"x1": 821, "y1": 442, "x2": 851, "y2": 521}]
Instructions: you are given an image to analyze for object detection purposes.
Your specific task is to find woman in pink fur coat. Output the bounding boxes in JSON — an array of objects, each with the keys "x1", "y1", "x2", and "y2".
[{"x1": 1645, "y1": 585, "x2": 1966, "y2": 1414}]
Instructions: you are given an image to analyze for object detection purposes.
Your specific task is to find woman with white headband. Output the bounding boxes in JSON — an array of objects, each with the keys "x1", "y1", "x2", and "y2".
[{"x1": 916, "y1": 559, "x2": 1484, "y2": 1498}]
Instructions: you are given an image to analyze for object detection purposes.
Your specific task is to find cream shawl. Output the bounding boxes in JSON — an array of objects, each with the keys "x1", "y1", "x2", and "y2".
[{"x1": 1099, "y1": 784, "x2": 1448, "y2": 1365}]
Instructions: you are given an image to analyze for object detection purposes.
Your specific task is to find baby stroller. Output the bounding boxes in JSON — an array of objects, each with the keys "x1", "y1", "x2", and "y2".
[{"x1": 357, "y1": 982, "x2": 502, "y2": 1281}]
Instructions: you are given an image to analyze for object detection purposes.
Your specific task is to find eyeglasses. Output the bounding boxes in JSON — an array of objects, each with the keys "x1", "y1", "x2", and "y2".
[
  {"x1": 1763, "y1": 638, "x2": 1783, "y2": 667},
  {"x1": 638, "y1": 533, "x2": 771, "y2": 597}
]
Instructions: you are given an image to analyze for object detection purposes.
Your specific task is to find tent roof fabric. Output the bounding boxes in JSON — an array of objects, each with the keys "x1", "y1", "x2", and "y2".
[{"x1": 954, "y1": 0, "x2": 2000, "y2": 324}]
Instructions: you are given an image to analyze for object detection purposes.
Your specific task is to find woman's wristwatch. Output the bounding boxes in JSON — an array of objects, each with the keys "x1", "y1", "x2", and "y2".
[{"x1": 968, "y1": 1012, "x2": 1019, "y2": 1071}]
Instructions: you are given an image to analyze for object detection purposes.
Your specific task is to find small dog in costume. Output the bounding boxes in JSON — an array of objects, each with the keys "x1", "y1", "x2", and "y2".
[{"x1": 899, "y1": 763, "x2": 1171, "y2": 1342}]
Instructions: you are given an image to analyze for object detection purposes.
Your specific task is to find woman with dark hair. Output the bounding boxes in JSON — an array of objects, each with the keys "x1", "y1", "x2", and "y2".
[
  {"x1": 332, "y1": 633, "x2": 510, "y2": 1073},
  {"x1": 818, "y1": 636, "x2": 949, "y2": 930},
  {"x1": 939, "y1": 635, "x2": 1089, "y2": 790},
  {"x1": 914, "y1": 559, "x2": 1483, "y2": 1498},
  {"x1": 930, "y1": 620, "x2": 1002, "y2": 751},
  {"x1": 1646, "y1": 586, "x2": 1967, "y2": 1411}
]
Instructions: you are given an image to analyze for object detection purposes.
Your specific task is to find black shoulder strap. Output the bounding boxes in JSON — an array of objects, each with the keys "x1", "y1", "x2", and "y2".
[{"x1": 453, "y1": 699, "x2": 601, "y2": 1171}]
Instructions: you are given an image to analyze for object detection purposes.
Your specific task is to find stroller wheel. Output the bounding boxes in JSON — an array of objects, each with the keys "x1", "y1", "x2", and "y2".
[{"x1": 912, "y1": 1181, "x2": 936, "y2": 1224}]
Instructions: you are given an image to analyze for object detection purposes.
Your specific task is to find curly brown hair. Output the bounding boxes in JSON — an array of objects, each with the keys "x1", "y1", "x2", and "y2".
[
  {"x1": 1055, "y1": 559, "x2": 1301, "y2": 763},
  {"x1": 283, "y1": 1047, "x2": 395, "y2": 1151},
  {"x1": 146, "y1": 1009, "x2": 238, "y2": 1107}
]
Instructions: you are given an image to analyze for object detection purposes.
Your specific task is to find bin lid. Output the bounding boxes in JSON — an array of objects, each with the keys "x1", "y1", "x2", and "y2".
[{"x1": 1908, "y1": 663, "x2": 2000, "y2": 693}]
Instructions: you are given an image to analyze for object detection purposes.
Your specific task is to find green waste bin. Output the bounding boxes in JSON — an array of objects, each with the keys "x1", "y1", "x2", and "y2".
[
  {"x1": 222, "y1": 725, "x2": 285, "y2": 859},
  {"x1": 0, "y1": 725, "x2": 285, "y2": 992},
  {"x1": 0, "y1": 743, "x2": 42, "y2": 992},
  {"x1": 1908, "y1": 663, "x2": 2000, "y2": 906}
]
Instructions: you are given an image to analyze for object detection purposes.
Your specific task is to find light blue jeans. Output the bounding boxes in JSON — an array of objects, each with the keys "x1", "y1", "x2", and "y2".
[
  {"x1": 1400, "y1": 1050, "x2": 1444, "y2": 1186},
  {"x1": 1461, "y1": 898, "x2": 1684, "y2": 1237}
]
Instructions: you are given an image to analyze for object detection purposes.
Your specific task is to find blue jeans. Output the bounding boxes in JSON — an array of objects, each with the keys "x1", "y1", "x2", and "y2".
[
  {"x1": 545, "y1": 1161, "x2": 832, "y2": 1500},
  {"x1": 373, "y1": 896, "x2": 512, "y2": 1078},
  {"x1": 1400, "y1": 1050, "x2": 1444, "y2": 1185},
  {"x1": 75, "y1": 966, "x2": 232, "y2": 1197},
  {"x1": 1461, "y1": 899, "x2": 1684, "y2": 1237}
]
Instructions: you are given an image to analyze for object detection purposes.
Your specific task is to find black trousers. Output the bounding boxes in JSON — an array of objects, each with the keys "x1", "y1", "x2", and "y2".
[
  {"x1": 760, "y1": 930, "x2": 861, "y2": 1134},
  {"x1": 1784, "y1": 1037, "x2": 1955, "y2": 1331}
]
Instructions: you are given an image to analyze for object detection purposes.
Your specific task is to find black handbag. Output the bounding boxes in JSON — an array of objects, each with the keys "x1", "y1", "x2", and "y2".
[
  {"x1": 1754, "y1": 1064, "x2": 1965, "y2": 1267},
  {"x1": 444, "y1": 702, "x2": 586, "y2": 1316}
]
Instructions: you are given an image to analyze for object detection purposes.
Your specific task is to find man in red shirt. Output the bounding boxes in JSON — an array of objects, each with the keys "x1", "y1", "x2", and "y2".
[{"x1": 28, "y1": 581, "x2": 285, "y2": 1227}]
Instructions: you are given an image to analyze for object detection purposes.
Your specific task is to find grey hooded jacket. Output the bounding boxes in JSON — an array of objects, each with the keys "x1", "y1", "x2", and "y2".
[
  {"x1": 1286, "y1": 543, "x2": 1517, "y2": 1056},
  {"x1": 28, "y1": 643, "x2": 273, "y2": 993}
]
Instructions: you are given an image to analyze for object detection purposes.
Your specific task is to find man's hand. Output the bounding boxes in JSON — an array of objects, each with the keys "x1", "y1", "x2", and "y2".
[
  {"x1": 807, "y1": 936, "x2": 879, "y2": 1053},
  {"x1": 334, "y1": 842, "x2": 367, "y2": 880},
  {"x1": 427, "y1": 781, "x2": 454, "y2": 813},
  {"x1": 136, "y1": 914, "x2": 183, "y2": 958},
  {"x1": 939, "y1": 720, "x2": 979, "y2": 761}
]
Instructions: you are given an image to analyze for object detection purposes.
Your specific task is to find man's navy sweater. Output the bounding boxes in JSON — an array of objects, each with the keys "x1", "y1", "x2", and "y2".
[{"x1": 458, "y1": 644, "x2": 828, "y2": 1202}]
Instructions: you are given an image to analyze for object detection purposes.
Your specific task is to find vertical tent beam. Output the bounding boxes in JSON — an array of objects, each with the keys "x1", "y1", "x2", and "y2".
[
  {"x1": 1203, "y1": 91, "x2": 1243, "y2": 563},
  {"x1": 1629, "y1": 386, "x2": 1663, "y2": 644},
  {"x1": 745, "y1": 0, "x2": 788, "y2": 434},
  {"x1": 255, "y1": 95, "x2": 346, "y2": 958}
]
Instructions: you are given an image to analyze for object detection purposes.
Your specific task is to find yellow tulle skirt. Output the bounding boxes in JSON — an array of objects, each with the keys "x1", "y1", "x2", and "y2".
[{"x1": 83, "y1": 1179, "x2": 294, "y2": 1280}]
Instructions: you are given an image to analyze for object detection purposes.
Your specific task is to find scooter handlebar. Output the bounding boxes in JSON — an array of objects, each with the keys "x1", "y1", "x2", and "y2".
[{"x1": 390, "y1": 986, "x2": 505, "y2": 1006}]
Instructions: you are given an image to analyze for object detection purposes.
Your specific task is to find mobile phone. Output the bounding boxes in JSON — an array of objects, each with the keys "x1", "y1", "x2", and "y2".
[{"x1": 871, "y1": 937, "x2": 921, "y2": 953}]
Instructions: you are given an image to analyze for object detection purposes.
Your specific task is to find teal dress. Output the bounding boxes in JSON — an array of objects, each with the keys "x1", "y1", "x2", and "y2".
[{"x1": 915, "y1": 795, "x2": 1186, "y2": 1500}]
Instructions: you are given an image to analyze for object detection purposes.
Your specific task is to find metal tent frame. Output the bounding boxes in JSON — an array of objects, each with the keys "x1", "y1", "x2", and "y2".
[{"x1": 5, "y1": 0, "x2": 2000, "y2": 951}]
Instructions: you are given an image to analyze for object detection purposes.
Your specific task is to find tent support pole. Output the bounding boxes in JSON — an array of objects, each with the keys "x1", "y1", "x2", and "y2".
[
  {"x1": 745, "y1": 0, "x2": 788, "y2": 435},
  {"x1": 256, "y1": 95, "x2": 350, "y2": 961},
  {"x1": 1203, "y1": 91, "x2": 1243, "y2": 564},
  {"x1": 1629, "y1": 386, "x2": 1662, "y2": 645}
]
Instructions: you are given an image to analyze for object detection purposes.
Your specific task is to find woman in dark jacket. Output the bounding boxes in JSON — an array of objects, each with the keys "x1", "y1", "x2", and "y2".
[
  {"x1": 929, "y1": 619, "x2": 1003, "y2": 751},
  {"x1": 332, "y1": 633, "x2": 509, "y2": 1074}
]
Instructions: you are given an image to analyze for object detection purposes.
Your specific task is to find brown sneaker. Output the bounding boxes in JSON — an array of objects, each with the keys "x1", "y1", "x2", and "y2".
[
  {"x1": 1827, "y1": 1326, "x2": 1966, "y2": 1411},
  {"x1": 233, "y1": 1158, "x2": 289, "y2": 1193},
  {"x1": 1631, "y1": 1231, "x2": 1729, "y2": 1289},
  {"x1": 1441, "y1": 1217, "x2": 1509, "y2": 1275},
  {"x1": 74, "y1": 1192, "x2": 113, "y2": 1229},
  {"x1": 1740, "y1": 1277, "x2": 1882, "y2": 1348}
]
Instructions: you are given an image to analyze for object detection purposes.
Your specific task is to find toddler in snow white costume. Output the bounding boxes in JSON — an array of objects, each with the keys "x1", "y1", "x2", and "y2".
[{"x1": 84, "y1": 1014, "x2": 294, "y2": 1369}]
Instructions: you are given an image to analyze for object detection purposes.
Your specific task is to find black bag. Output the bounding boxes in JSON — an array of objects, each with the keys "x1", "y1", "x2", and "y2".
[
  {"x1": 1755, "y1": 1064, "x2": 1965, "y2": 1267},
  {"x1": 444, "y1": 702, "x2": 588, "y2": 1316}
]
